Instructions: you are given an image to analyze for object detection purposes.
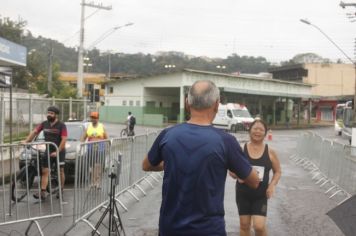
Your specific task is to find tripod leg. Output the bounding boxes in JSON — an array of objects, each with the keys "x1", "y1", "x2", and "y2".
[
  {"x1": 113, "y1": 200, "x2": 126, "y2": 236},
  {"x1": 92, "y1": 207, "x2": 110, "y2": 236}
]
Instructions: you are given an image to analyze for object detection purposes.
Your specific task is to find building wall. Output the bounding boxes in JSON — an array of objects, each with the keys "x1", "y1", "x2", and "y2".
[
  {"x1": 105, "y1": 78, "x2": 143, "y2": 106},
  {"x1": 105, "y1": 74, "x2": 182, "y2": 107},
  {"x1": 303, "y1": 63, "x2": 354, "y2": 97},
  {"x1": 103, "y1": 70, "x2": 312, "y2": 125}
]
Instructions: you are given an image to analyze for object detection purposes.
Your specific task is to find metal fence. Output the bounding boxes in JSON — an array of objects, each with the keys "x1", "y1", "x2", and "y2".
[
  {"x1": 290, "y1": 132, "x2": 356, "y2": 204},
  {"x1": 65, "y1": 130, "x2": 162, "y2": 235},
  {"x1": 0, "y1": 94, "x2": 91, "y2": 143},
  {"x1": 0, "y1": 141, "x2": 63, "y2": 235}
]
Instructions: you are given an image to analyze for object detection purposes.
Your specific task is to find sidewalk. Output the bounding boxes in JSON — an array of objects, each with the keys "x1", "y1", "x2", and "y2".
[{"x1": 269, "y1": 120, "x2": 333, "y2": 130}]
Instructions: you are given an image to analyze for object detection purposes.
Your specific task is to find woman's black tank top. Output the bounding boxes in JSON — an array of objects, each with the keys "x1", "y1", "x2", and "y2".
[{"x1": 236, "y1": 143, "x2": 272, "y2": 198}]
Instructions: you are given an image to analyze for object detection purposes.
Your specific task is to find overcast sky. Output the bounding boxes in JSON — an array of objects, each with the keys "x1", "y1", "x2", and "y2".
[{"x1": 2, "y1": 0, "x2": 356, "y2": 63}]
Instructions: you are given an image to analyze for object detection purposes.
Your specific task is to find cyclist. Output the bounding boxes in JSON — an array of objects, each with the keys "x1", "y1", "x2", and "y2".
[
  {"x1": 127, "y1": 111, "x2": 136, "y2": 136},
  {"x1": 23, "y1": 106, "x2": 67, "y2": 200},
  {"x1": 81, "y1": 111, "x2": 108, "y2": 188}
]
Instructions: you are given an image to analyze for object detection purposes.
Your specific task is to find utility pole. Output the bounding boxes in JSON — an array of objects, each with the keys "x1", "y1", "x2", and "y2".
[{"x1": 77, "y1": 0, "x2": 111, "y2": 98}]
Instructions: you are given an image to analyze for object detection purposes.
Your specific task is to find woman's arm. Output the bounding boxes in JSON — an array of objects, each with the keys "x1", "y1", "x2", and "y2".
[{"x1": 266, "y1": 148, "x2": 281, "y2": 198}]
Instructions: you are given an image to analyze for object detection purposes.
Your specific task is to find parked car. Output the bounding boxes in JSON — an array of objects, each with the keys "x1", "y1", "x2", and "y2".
[{"x1": 18, "y1": 121, "x2": 85, "y2": 177}]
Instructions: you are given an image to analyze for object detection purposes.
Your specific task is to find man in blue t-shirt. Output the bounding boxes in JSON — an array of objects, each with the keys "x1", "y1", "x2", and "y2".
[{"x1": 142, "y1": 80, "x2": 259, "y2": 236}]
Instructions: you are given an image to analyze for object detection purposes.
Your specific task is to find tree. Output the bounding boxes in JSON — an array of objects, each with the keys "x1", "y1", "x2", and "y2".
[
  {"x1": 0, "y1": 16, "x2": 27, "y2": 43},
  {"x1": 281, "y1": 53, "x2": 328, "y2": 66}
]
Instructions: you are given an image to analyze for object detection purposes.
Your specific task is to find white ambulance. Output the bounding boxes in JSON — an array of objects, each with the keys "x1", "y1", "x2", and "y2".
[{"x1": 212, "y1": 103, "x2": 254, "y2": 132}]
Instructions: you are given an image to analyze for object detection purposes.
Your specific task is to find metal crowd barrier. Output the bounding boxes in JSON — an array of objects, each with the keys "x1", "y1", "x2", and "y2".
[
  {"x1": 290, "y1": 132, "x2": 356, "y2": 204},
  {"x1": 69, "y1": 139, "x2": 111, "y2": 233},
  {"x1": 66, "y1": 130, "x2": 162, "y2": 235},
  {"x1": 0, "y1": 142, "x2": 63, "y2": 236}
]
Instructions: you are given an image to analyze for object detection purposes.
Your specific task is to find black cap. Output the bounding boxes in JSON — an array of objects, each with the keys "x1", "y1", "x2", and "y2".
[{"x1": 47, "y1": 106, "x2": 60, "y2": 114}]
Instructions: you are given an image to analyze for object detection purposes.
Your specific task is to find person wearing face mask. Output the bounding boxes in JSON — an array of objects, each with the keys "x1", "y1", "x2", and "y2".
[
  {"x1": 23, "y1": 106, "x2": 67, "y2": 200},
  {"x1": 81, "y1": 111, "x2": 108, "y2": 188}
]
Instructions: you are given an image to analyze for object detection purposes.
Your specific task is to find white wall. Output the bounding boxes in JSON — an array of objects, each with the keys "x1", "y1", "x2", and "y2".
[{"x1": 106, "y1": 74, "x2": 183, "y2": 107}]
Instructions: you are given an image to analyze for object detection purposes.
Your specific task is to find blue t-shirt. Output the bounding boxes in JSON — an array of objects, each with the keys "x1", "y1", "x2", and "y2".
[{"x1": 148, "y1": 123, "x2": 252, "y2": 236}]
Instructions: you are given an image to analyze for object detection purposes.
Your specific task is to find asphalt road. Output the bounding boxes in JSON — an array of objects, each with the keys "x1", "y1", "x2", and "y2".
[
  {"x1": 0, "y1": 126, "x2": 347, "y2": 236},
  {"x1": 119, "y1": 128, "x2": 345, "y2": 236}
]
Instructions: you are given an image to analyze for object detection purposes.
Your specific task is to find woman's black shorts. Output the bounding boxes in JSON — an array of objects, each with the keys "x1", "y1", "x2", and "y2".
[{"x1": 236, "y1": 191, "x2": 268, "y2": 216}]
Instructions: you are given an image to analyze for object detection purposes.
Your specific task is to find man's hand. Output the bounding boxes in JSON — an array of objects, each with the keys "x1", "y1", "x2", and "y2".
[
  {"x1": 50, "y1": 152, "x2": 57, "y2": 157},
  {"x1": 237, "y1": 177, "x2": 245, "y2": 184}
]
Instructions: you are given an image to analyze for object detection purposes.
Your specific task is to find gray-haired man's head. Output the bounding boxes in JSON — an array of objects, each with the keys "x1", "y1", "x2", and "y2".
[{"x1": 187, "y1": 80, "x2": 220, "y2": 110}]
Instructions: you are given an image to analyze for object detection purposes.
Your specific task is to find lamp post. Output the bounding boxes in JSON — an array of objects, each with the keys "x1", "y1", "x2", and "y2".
[
  {"x1": 300, "y1": 18, "x2": 356, "y2": 145},
  {"x1": 87, "y1": 23, "x2": 134, "y2": 49}
]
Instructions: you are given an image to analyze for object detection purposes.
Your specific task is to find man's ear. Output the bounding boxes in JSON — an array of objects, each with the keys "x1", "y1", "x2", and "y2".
[
  {"x1": 213, "y1": 100, "x2": 219, "y2": 113},
  {"x1": 185, "y1": 98, "x2": 190, "y2": 113}
]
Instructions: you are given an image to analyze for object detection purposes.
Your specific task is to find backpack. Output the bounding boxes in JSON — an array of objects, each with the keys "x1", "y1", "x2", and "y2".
[{"x1": 130, "y1": 116, "x2": 136, "y2": 125}]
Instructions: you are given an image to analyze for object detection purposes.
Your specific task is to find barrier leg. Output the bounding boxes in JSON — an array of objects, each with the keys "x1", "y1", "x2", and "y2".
[
  {"x1": 25, "y1": 220, "x2": 44, "y2": 236},
  {"x1": 134, "y1": 184, "x2": 147, "y2": 196}
]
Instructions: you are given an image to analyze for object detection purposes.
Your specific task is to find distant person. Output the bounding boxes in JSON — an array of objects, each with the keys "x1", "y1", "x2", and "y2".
[
  {"x1": 127, "y1": 111, "x2": 136, "y2": 136},
  {"x1": 142, "y1": 80, "x2": 259, "y2": 236},
  {"x1": 68, "y1": 112, "x2": 77, "y2": 121},
  {"x1": 81, "y1": 111, "x2": 108, "y2": 188},
  {"x1": 230, "y1": 119, "x2": 281, "y2": 236},
  {"x1": 23, "y1": 106, "x2": 67, "y2": 200}
]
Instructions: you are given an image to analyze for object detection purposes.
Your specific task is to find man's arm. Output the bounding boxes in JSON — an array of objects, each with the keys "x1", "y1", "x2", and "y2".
[
  {"x1": 242, "y1": 168, "x2": 259, "y2": 189},
  {"x1": 23, "y1": 130, "x2": 38, "y2": 143},
  {"x1": 142, "y1": 155, "x2": 164, "y2": 171},
  {"x1": 23, "y1": 123, "x2": 43, "y2": 143},
  {"x1": 226, "y1": 137, "x2": 259, "y2": 189},
  {"x1": 58, "y1": 136, "x2": 67, "y2": 152},
  {"x1": 57, "y1": 124, "x2": 68, "y2": 153}
]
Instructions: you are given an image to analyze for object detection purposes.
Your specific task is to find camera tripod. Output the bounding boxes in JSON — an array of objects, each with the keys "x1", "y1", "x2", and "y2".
[{"x1": 92, "y1": 172, "x2": 126, "y2": 236}]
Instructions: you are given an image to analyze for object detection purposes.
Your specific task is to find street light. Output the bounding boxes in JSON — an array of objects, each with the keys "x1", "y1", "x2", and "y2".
[
  {"x1": 300, "y1": 18, "x2": 356, "y2": 145},
  {"x1": 87, "y1": 23, "x2": 134, "y2": 49}
]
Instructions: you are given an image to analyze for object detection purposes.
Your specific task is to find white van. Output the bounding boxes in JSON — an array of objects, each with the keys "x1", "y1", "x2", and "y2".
[{"x1": 212, "y1": 103, "x2": 254, "y2": 132}]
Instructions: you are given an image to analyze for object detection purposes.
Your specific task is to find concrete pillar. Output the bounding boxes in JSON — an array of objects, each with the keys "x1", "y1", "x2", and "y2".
[
  {"x1": 308, "y1": 98, "x2": 312, "y2": 125},
  {"x1": 0, "y1": 94, "x2": 4, "y2": 144},
  {"x1": 258, "y1": 98, "x2": 262, "y2": 118},
  {"x1": 297, "y1": 99, "x2": 301, "y2": 127},
  {"x1": 83, "y1": 97, "x2": 88, "y2": 120},
  {"x1": 272, "y1": 99, "x2": 276, "y2": 125},
  {"x1": 285, "y1": 98, "x2": 289, "y2": 127},
  {"x1": 179, "y1": 86, "x2": 185, "y2": 123}
]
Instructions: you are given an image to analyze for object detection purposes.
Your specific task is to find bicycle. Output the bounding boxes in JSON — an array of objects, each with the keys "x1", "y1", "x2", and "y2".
[
  {"x1": 120, "y1": 125, "x2": 135, "y2": 138},
  {"x1": 11, "y1": 146, "x2": 59, "y2": 202}
]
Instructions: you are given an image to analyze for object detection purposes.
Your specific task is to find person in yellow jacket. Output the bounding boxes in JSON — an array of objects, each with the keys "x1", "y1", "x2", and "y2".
[{"x1": 81, "y1": 111, "x2": 108, "y2": 188}]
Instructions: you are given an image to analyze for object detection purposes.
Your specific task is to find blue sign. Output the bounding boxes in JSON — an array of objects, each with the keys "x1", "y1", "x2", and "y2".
[{"x1": 0, "y1": 36, "x2": 27, "y2": 67}]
